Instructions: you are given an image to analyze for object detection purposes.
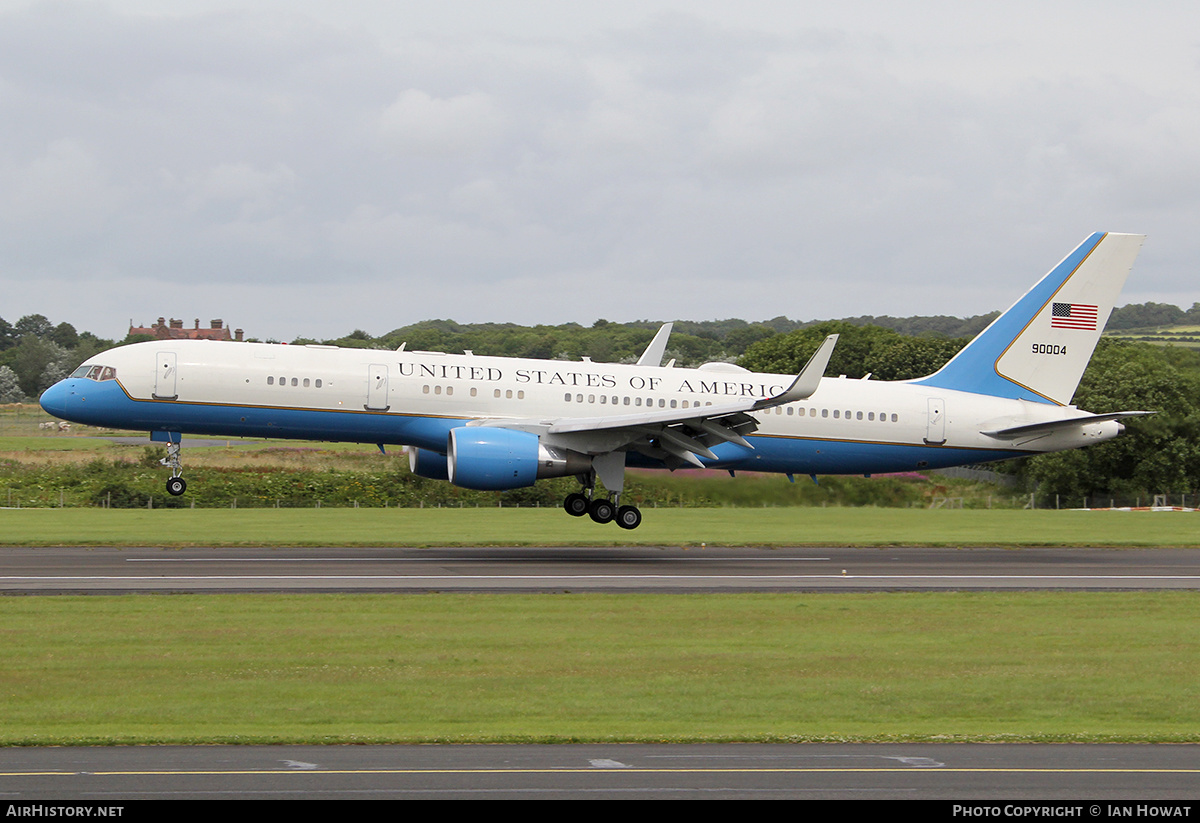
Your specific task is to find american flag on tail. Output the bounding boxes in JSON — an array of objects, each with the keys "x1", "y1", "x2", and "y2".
[{"x1": 1051, "y1": 302, "x2": 1099, "y2": 330}]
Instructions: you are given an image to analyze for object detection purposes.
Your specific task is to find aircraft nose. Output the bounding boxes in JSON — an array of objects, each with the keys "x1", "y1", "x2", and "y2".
[{"x1": 39, "y1": 380, "x2": 72, "y2": 418}]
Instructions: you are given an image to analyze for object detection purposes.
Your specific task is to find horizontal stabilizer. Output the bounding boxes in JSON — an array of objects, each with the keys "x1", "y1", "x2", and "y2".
[{"x1": 982, "y1": 411, "x2": 1154, "y2": 440}]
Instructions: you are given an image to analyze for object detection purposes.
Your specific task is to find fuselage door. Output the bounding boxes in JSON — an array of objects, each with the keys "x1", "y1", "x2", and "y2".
[
  {"x1": 925, "y1": 397, "x2": 946, "y2": 444},
  {"x1": 154, "y1": 352, "x2": 178, "y2": 400},
  {"x1": 366, "y1": 364, "x2": 390, "y2": 411}
]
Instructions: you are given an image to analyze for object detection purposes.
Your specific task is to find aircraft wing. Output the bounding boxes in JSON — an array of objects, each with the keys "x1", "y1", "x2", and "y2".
[{"x1": 474, "y1": 334, "x2": 838, "y2": 468}]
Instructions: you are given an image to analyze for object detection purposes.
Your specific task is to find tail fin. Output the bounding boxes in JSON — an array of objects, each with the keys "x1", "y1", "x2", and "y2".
[{"x1": 914, "y1": 232, "x2": 1144, "y2": 405}]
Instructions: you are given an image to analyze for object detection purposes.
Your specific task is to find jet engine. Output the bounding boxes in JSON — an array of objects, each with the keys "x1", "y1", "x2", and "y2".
[
  {"x1": 407, "y1": 447, "x2": 449, "y2": 480},
  {"x1": 447, "y1": 427, "x2": 591, "y2": 490}
]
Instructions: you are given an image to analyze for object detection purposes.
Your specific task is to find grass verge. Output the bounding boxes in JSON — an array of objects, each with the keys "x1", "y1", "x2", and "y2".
[
  {"x1": 2, "y1": 507, "x2": 1200, "y2": 547},
  {"x1": 1, "y1": 592, "x2": 1196, "y2": 745}
]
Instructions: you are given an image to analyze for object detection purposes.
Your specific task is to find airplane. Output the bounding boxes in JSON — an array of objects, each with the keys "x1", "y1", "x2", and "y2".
[{"x1": 39, "y1": 231, "x2": 1150, "y2": 529}]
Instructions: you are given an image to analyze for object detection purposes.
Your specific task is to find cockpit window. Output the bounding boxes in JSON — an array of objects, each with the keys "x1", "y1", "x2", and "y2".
[{"x1": 71, "y1": 365, "x2": 117, "y2": 381}]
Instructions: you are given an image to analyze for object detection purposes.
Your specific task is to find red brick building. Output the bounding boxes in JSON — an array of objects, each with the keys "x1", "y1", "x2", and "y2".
[{"x1": 129, "y1": 318, "x2": 244, "y2": 341}]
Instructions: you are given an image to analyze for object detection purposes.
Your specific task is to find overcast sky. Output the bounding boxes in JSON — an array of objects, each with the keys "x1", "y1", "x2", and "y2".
[{"x1": 2, "y1": 0, "x2": 1198, "y2": 342}]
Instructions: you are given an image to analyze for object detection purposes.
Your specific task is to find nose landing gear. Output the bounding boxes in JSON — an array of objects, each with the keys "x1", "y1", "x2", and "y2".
[{"x1": 160, "y1": 439, "x2": 187, "y2": 496}]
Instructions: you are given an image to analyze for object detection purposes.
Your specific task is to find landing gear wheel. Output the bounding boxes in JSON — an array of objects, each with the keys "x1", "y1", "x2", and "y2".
[
  {"x1": 615, "y1": 505, "x2": 642, "y2": 530},
  {"x1": 588, "y1": 497, "x2": 616, "y2": 524},
  {"x1": 166, "y1": 476, "x2": 187, "y2": 496},
  {"x1": 564, "y1": 492, "x2": 589, "y2": 517}
]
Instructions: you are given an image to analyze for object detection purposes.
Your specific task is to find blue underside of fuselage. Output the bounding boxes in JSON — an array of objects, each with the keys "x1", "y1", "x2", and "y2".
[{"x1": 40, "y1": 378, "x2": 1020, "y2": 476}]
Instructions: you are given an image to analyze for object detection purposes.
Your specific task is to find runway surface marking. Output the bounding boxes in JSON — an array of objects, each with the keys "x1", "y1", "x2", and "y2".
[
  {"x1": 3, "y1": 574, "x2": 1198, "y2": 581},
  {"x1": 3, "y1": 766, "x2": 1198, "y2": 776}
]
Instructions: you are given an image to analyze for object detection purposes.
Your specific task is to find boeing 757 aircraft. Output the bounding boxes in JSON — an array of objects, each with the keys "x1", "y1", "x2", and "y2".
[{"x1": 40, "y1": 232, "x2": 1150, "y2": 529}]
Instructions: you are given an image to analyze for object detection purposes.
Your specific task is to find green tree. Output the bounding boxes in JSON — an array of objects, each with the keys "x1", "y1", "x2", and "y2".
[
  {"x1": 0, "y1": 365, "x2": 23, "y2": 403},
  {"x1": 1020, "y1": 340, "x2": 1200, "y2": 500}
]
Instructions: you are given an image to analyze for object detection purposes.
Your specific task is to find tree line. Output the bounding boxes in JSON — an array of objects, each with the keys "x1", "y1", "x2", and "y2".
[{"x1": 5, "y1": 303, "x2": 1200, "y2": 501}]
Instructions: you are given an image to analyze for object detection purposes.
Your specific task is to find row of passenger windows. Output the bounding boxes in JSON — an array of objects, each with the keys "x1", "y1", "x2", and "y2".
[
  {"x1": 561, "y1": 393, "x2": 899, "y2": 422},
  {"x1": 267, "y1": 376, "x2": 323, "y2": 388},
  {"x1": 565, "y1": 394, "x2": 714, "y2": 408},
  {"x1": 422, "y1": 385, "x2": 527, "y2": 399},
  {"x1": 417, "y1": 384, "x2": 900, "y2": 422}
]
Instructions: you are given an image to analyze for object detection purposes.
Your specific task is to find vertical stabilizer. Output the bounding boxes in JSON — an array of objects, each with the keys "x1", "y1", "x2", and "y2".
[{"x1": 914, "y1": 232, "x2": 1144, "y2": 405}]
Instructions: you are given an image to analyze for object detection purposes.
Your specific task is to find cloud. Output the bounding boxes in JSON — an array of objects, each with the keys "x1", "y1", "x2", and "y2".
[{"x1": 1, "y1": 1, "x2": 1199, "y2": 341}]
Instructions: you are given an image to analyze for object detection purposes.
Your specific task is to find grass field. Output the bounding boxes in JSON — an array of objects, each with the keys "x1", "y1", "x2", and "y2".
[
  {"x1": 2, "y1": 506, "x2": 1199, "y2": 547},
  {"x1": 2, "y1": 592, "x2": 1196, "y2": 745},
  {"x1": 3, "y1": 409, "x2": 1196, "y2": 747}
]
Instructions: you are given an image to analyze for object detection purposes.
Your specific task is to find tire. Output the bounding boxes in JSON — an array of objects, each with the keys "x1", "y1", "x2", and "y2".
[
  {"x1": 564, "y1": 492, "x2": 589, "y2": 517},
  {"x1": 588, "y1": 498, "x2": 615, "y2": 524},
  {"x1": 166, "y1": 477, "x2": 187, "y2": 496},
  {"x1": 616, "y1": 505, "x2": 642, "y2": 530}
]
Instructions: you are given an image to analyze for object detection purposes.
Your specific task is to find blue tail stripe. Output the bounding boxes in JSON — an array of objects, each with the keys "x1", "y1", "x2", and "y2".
[{"x1": 912, "y1": 232, "x2": 1106, "y2": 402}]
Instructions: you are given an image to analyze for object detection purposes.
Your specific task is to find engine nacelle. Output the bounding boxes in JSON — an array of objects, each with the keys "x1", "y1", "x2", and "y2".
[
  {"x1": 407, "y1": 447, "x2": 449, "y2": 480},
  {"x1": 447, "y1": 427, "x2": 591, "y2": 490}
]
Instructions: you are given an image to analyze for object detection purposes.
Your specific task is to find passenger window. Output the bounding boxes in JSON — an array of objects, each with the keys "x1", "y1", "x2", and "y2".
[
  {"x1": 303, "y1": 378, "x2": 310, "y2": 387},
  {"x1": 267, "y1": 376, "x2": 275, "y2": 385},
  {"x1": 315, "y1": 379, "x2": 322, "y2": 388}
]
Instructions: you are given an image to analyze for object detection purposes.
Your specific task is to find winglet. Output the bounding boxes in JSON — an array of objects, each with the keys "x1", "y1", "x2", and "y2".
[
  {"x1": 637, "y1": 323, "x2": 674, "y2": 367},
  {"x1": 754, "y1": 334, "x2": 838, "y2": 409}
]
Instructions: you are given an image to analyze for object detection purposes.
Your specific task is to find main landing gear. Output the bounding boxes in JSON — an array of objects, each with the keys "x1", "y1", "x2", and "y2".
[
  {"x1": 562, "y1": 452, "x2": 642, "y2": 529},
  {"x1": 161, "y1": 441, "x2": 187, "y2": 496}
]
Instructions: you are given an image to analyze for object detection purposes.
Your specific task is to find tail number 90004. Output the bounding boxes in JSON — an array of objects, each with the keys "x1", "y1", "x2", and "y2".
[{"x1": 1032, "y1": 343, "x2": 1067, "y2": 355}]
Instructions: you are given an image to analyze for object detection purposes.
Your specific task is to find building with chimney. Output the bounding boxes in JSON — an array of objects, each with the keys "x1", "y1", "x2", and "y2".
[{"x1": 128, "y1": 318, "x2": 244, "y2": 342}]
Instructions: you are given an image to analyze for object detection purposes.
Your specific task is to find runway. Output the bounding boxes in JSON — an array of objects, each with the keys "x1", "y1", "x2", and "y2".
[
  {"x1": 5, "y1": 546, "x2": 1196, "y2": 801},
  {"x1": 1, "y1": 545, "x2": 1198, "y2": 594},
  {"x1": 1, "y1": 743, "x2": 1197, "y2": 800}
]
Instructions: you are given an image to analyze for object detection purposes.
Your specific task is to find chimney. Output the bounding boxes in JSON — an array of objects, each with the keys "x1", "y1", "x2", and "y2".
[
  {"x1": 169, "y1": 318, "x2": 183, "y2": 329},
  {"x1": 235, "y1": 328, "x2": 244, "y2": 342},
  {"x1": 210, "y1": 319, "x2": 223, "y2": 329}
]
